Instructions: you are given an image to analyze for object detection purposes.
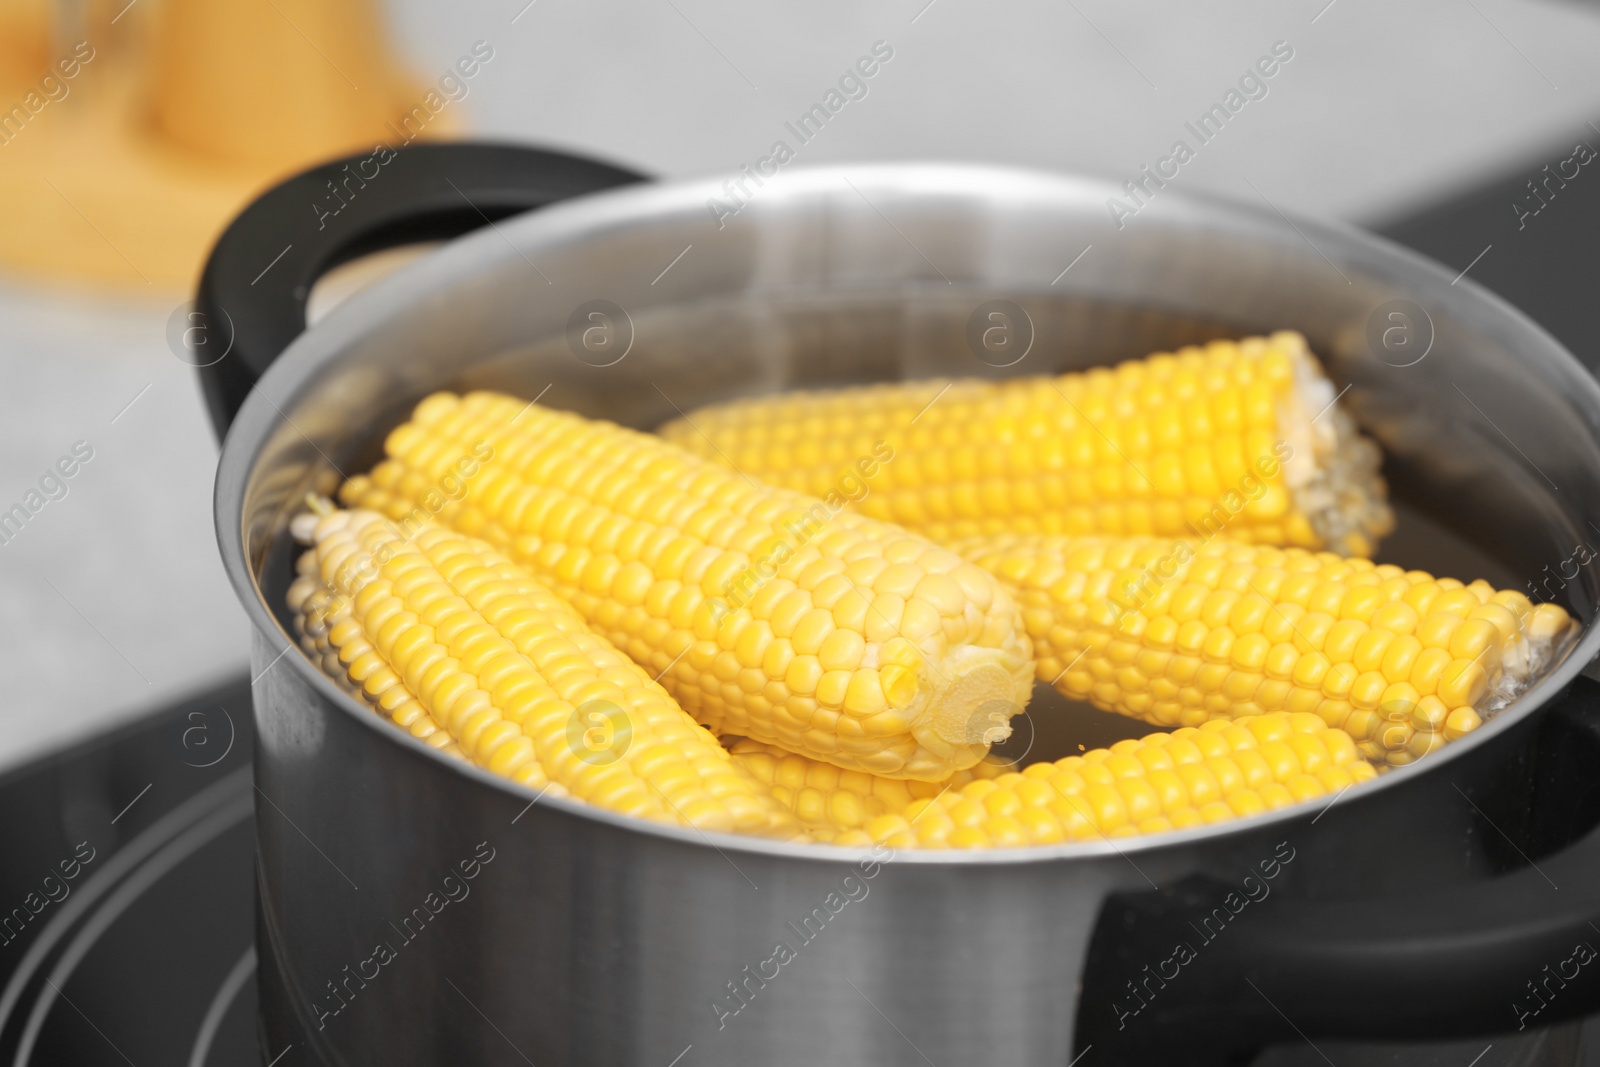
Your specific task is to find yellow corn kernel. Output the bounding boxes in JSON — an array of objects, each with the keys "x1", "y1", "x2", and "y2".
[
  {"x1": 726, "y1": 736, "x2": 1013, "y2": 839},
  {"x1": 955, "y1": 533, "x2": 1578, "y2": 766},
  {"x1": 658, "y1": 332, "x2": 1392, "y2": 555},
  {"x1": 340, "y1": 391, "x2": 1037, "y2": 780},
  {"x1": 286, "y1": 508, "x2": 803, "y2": 839},
  {"x1": 868, "y1": 713, "x2": 1369, "y2": 849}
]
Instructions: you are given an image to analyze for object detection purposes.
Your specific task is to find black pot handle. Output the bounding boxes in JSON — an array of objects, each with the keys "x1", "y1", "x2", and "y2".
[
  {"x1": 194, "y1": 141, "x2": 647, "y2": 438},
  {"x1": 1080, "y1": 676, "x2": 1600, "y2": 1062}
]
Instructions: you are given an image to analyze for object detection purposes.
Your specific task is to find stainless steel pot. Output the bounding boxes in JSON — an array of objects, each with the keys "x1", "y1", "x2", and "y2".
[{"x1": 202, "y1": 144, "x2": 1600, "y2": 1066}]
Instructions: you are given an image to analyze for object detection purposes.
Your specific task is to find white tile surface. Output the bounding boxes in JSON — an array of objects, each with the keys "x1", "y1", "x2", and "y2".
[
  {"x1": 4, "y1": 0, "x2": 1600, "y2": 771},
  {"x1": 387, "y1": 0, "x2": 1600, "y2": 223},
  {"x1": 0, "y1": 285, "x2": 249, "y2": 772}
]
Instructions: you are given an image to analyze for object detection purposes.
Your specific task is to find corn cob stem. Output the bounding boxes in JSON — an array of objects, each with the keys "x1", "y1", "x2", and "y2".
[
  {"x1": 286, "y1": 507, "x2": 805, "y2": 838},
  {"x1": 338, "y1": 392, "x2": 1037, "y2": 781},
  {"x1": 848, "y1": 713, "x2": 1378, "y2": 849},
  {"x1": 956, "y1": 533, "x2": 1575, "y2": 766},
  {"x1": 658, "y1": 332, "x2": 1393, "y2": 556}
]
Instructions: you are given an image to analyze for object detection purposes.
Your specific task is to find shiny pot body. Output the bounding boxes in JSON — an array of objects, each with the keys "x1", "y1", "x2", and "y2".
[{"x1": 209, "y1": 150, "x2": 1600, "y2": 1066}]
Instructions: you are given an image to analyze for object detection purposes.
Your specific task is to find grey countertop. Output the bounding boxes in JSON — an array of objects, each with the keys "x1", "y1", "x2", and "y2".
[{"x1": 5, "y1": 0, "x2": 1600, "y2": 771}]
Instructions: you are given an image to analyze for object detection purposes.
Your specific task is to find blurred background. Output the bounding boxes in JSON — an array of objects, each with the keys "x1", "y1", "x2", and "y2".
[{"x1": 2, "y1": 0, "x2": 1600, "y2": 1062}]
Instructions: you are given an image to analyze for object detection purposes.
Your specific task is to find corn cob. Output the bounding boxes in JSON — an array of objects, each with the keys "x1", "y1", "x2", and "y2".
[
  {"x1": 285, "y1": 507, "x2": 804, "y2": 838},
  {"x1": 725, "y1": 737, "x2": 1012, "y2": 841},
  {"x1": 658, "y1": 332, "x2": 1392, "y2": 557},
  {"x1": 957, "y1": 533, "x2": 1576, "y2": 766},
  {"x1": 844, "y1": 713, "x2": 1378, "y2": 849},
  {"x1": 338, "y1": 392, "x2": 1037, "y2": 781},
  {"x1": 291, "y1": 554, "x2": 463, "y2": 759}
]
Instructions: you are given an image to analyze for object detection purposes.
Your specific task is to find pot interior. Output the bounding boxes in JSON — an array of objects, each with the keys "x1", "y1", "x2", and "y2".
[{"x1": 230, "y1": 165, "x2": 1600, "y2": 767}]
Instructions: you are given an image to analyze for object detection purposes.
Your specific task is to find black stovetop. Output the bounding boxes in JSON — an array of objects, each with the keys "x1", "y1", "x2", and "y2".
[
  {"x1": 3, "y1": 139, "x2": 1598, "y2": 1067},
  {"x1": 0, "y1": 677, "x2": 1590, "y2": 1067},
  {"x1": 0, "y1": 678, "x2": 256, "y2": 1066}
]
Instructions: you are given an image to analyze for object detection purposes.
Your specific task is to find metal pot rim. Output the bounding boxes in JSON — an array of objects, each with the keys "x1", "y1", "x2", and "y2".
[{"x1": 216, "y1": 159, "x2": 1600, "y2": 866}]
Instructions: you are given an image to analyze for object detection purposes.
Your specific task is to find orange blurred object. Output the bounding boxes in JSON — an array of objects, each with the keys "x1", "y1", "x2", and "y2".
[
  {"x1": 0, "y1": 0, "x2": 455, "y2": 290},
  {"x1": 0, "y1": 0, "x2": 52, "y2": 97}
]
